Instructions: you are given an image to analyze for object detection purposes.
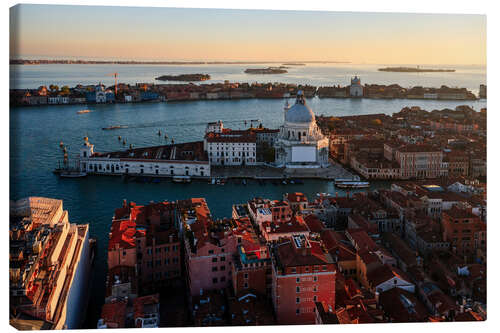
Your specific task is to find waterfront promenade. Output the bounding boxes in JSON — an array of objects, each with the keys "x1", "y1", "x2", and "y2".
[{"x1": 211, "y1": 163, "x2": 355, "y2": 180}]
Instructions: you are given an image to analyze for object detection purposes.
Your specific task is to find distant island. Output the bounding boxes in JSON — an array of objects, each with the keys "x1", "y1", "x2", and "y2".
[
  {"x1": 10, "y1": 59, "x2": 350, "y2": 65},
  {"x1": 155, "y1": 74, "x2": 211, "y2": 82},
  {"x1": 244, "y1": 67, "x2": 288, "y2": 74},
  {"x1": 282, "y1": 63, "x2": 306, "y2": 66},
  {"x1": 378, "y1": 66, "x2": 456, "y2": 73}
]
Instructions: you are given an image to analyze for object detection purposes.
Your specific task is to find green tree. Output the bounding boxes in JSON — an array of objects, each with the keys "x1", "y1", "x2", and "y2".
[{"x1": 60, "y1": 86, "x2": 70, "y2": 95}]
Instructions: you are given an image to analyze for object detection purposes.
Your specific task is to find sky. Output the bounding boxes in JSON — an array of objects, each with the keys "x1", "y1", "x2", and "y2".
[{"x1": 9, "y1": 4, "x2": 486, "y2": 65}]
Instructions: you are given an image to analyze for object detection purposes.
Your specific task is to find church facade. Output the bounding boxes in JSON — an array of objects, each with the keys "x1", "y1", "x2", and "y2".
[{"x1": 274, "y1": 91, "x2": 329, "y2": 168}]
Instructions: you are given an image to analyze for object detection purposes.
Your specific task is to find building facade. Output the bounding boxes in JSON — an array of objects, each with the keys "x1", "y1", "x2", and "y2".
[{"x1": 274, "y1": 91, "x2": 329, "y2": 168}]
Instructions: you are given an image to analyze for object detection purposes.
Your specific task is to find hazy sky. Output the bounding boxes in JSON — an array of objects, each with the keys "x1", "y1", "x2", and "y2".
[{"x1": 10, "y1": 4, "x2": 486, "y2": 65}]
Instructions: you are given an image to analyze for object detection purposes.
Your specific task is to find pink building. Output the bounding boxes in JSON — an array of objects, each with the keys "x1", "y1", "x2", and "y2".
[
  {"x1": 271, "y1": 234, "x2": 336, "y2": 325},
  {"x1": 108, "y1": 200, "x2": 181, "y2": 294},
  {"x1": 180, "y1": 198, "x2": 264, "y2": 296}
]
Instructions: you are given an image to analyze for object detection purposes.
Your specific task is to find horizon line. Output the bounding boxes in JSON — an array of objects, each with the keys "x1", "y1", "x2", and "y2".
[{"x1": 9, "y1": 57, "x2": 486, "y2": 67}]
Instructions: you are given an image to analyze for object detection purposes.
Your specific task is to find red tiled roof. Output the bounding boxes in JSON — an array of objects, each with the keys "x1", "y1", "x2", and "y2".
[
  {"x1": 286, "y1": 192, "x2": 308, "y2": 203},
  {"x1": 304, "y1": 214, "x2": 324, "y2": 233},
  {"x1": 101, "y1": 300, "x2": 127, "y2": 328}
]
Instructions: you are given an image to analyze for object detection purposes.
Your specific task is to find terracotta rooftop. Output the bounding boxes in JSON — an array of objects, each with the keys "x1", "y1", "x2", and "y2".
[{"x1": 273, "y1": 237, "x2": 334, "y2": 269}]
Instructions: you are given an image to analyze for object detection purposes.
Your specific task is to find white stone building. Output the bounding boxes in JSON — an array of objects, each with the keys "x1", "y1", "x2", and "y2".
[
  {"x1": 78, "y1": 138, "x2": 210, "y2": 177},
  {"x1": 204, "y1": 126, "x2": 257, "y2": 166},
  {"x1": 274, "y1": 91, "x2": 329, "y2": 168},
  {"x1": 349, "y1": 76, "x2": 363, "y2": 97}
]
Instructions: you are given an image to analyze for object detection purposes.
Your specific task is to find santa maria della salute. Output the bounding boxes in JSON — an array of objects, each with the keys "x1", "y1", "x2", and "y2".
[{"x1": 275, "y1": 90, "x2": 330, "y2": 168}]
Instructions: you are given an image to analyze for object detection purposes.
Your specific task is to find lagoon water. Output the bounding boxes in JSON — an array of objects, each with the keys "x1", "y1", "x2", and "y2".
[
  {"x1": 11, "y1": 63, "x2": 486, "y2": 94},
  {"x1": 10, "y1": 63, "x2": 486, "y2": 327}
]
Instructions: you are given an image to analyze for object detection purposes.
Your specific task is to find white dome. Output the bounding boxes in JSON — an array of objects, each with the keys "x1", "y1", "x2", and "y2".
[{"x1": 285, "y1": 91, "x2": 315, "y2": 123}]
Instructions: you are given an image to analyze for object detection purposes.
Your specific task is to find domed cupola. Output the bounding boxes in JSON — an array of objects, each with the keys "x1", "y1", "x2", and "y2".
[{"x1": 285, "y1": 90, "x2": 315, "y2": 123}]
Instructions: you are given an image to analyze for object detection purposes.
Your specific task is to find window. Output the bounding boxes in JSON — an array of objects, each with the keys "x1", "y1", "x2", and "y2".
[
  {"x1": 221, "y1": 276, "x2": 226, "y2": 282},
  {"x1": 296, "y1": 277, "x2": 300, "y2": 283},
  {"x1": 212, "y1": 257, "x2": 217, "y2": 263},
  {"x1": 296, "y1": 287, "x2": 300, "y2": 293},
  {"x1": 165, "y1": 259, "x2": 170, "y2": 265},
  {"x1": 296, "y1": 298, "x2": 300, "y2": 304},
  {"x1": 220, "y1": 265, "x2": 225, "y2": 271},
  {"x1": 165, "y1": 246, "x2": 169, "y2": 252},
  {"x1": 296, "y1": 309, "x2": 300, "y2": 315},
  {"x1": 244, "y1": 273, "x2": 249, "y2": 279},
  {"x1": 244, "y1": 282, "x2": 249, "y2": 289},
  {"x1": 313, "y1": 276, "x2": 318, "y2": 282},
  {"x1": 313, "y1": 296, "x2": 317, "y2": 302},
  {"x1": 212, "y1": 267, "x2": 218, "y2": 272},
  {"x1": 213, "y1": 278, "x2": 218, "y2": 284},
  {"x1": 221, "y1": 256, "x2": 225, "y2": 261},
  {"x1": 208, "y1": 250, "x2": 214, "y2": 254}
]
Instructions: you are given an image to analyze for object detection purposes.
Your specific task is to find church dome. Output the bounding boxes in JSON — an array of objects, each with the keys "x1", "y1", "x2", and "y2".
[{"x1": 285, "y1": 90, "x2": 315, "y2": 123}]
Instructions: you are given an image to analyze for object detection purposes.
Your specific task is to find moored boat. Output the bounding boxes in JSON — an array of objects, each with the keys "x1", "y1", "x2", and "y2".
[
  {"x1": 335, "y1": 181, "x2": 370, "y2": 189},
  {"x1": 172, "y1": 175, "x2": 191, "y2": 183},
  {"x1": 102, "y1": 125, "x2": 128, "y2": 130},
  {"x1": 77, "y1": 109, "x2": 92, "y2": 114},
  {"x1": 59, "y1": 170, "x2": 87, "y2": 178},
  {"x1": 334, "y1": 176, "x2": 360, "y2": 185}
]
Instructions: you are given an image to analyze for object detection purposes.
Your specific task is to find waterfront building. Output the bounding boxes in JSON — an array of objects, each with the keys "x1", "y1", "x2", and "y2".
[
  {"x1": 385, "y1": 142, "x2": 445, "y2": 179},
  {"x1": 204, "y1": 129, "x2": 257, "y2": 166},
  {"x1": 283, "y1": 192, "x2": 309, "y2": 212},
  {"x1": 9, "y1": 197, "x2": 91, "y2": 330},
  {"x1": 246, "y1": 197, "x2": 294, "y2": 229},
  {"x1": 274, "y1": 91, "x2": 329, "y2": 168},
  {"x1": 79, "y1": 138, "x2": 210, "y2": 177},
  {"x1": 85, "y1": 83, "x2": 115, "y2": 103},
  {"x1": 349, "y1": 76, "x2": 363, "y2": 97},
  {"x1": 270, "y1": 234, "x2": 336, "y2": 325},
  {"x1": 479, "y1": 84, "x2": 487, "y2": 99}
]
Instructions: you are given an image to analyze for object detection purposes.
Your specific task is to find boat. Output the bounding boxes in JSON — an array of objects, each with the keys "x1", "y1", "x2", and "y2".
[
  {"x1": 77, "y1": 109, "x2": 92, "y2": 114},
  {"x1": 293, "y1": 179, "x2": 304, "y2": 185},
  {"x1": 334, "y1": 176, "x2": 360, "y2": 185},
  {"x1": 59, "y1": 170, "x2": 87, "y2": 178},
  {"x1": 335, "y1": 181, "x2": 370, "y2": 189},
  {"x1": 210, "y1": 177, "x2": 216, "y2": 185},
  {"x1": 215, "y1": 177, "x2": 226, "y2": 185},
  {"x1": 242, "y1": 179, "x2": 247, "y2": 185},
  {"x1": 102, "y1": 125, "x2": 128, "y2": 130},
  {"x1": 282, "y1": 180, "x2": 287, "y2": 185},
  {"x1": 172, "y1": 175, "x2": 191, "y2": 183}
]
